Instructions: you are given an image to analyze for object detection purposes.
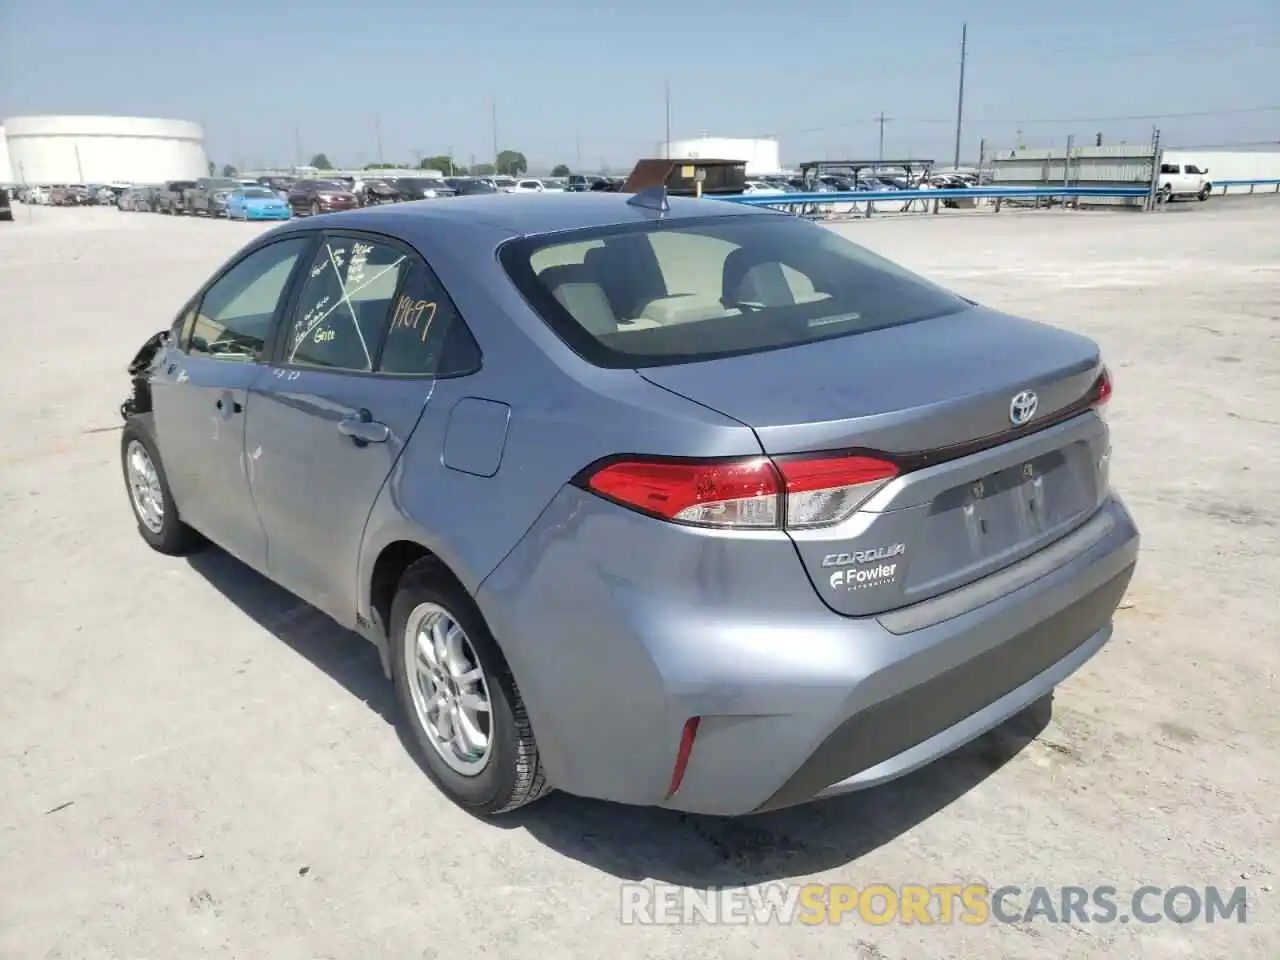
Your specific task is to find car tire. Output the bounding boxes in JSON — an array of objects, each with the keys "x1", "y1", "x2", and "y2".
[
  {"x1": 120, "y1": 422, "x2": 201, "y2": 556},
  {"x1": 1197, "y1": 185, "x2": 1210, "y2": 201},
  {"x1": 1160, "y1": 184, "x2": 1173, "y2": 204},
  {"x1": 389, "y1": 562, "x2": 552, "y2": 816},
  {"x1": 311, "y1": 201, "x2": 321, "y2": 217}
]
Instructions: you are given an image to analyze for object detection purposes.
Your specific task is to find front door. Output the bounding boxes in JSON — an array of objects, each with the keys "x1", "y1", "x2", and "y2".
[
  {"x1": 245, "y1": 232, "x2": 437, "y2": 622},
  {"x1": 150, "y1": 235, "x2": 313, "y2": 570}
]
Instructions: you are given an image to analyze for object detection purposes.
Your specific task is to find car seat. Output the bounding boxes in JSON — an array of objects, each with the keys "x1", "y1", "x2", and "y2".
[{"x1": 538, "y1": 264, "x2": 619, "y2": 336}]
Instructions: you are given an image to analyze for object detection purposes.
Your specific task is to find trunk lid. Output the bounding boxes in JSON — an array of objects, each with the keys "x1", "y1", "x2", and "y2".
[{"x1": 639, "y1": 306, "x2": 1111, "y2": 616}]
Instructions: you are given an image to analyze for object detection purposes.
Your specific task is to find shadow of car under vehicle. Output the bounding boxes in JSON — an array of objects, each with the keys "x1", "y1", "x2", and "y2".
[{"x1": 187, "y1": 545, "x2": 1051, "y2": 886}]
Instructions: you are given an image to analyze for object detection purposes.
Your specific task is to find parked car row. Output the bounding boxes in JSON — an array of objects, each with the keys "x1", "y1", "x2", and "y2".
[
  {"x1": 101, "y1": 173, "x2": 585, "y2": 223},
  {"x1": 11, "y1": 184, "x2": 131, "y2": 206}
]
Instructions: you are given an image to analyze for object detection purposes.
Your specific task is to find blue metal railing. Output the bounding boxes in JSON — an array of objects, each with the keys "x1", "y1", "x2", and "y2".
[
  {"x1": 711, "y1": 185, "x2": 1150, "y2": 206},
  {"x1": 709, "y1": 179, "x2": 1280, "y2": 216},
  {"x1": 1213, "y1": 178, "x2": 1280, "y2": 194}
]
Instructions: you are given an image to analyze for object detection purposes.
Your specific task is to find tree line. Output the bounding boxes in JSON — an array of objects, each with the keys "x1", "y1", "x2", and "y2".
[{"x1": 310, "y1": 153, "x2": 572, "y2": 178}]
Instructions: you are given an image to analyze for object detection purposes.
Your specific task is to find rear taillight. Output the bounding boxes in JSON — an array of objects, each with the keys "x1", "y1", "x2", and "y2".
[
  {"x1": 583, "y1": 457, "x2": 779, "y2": 527},
  {"x1": 578, "y1": 452, "x2": 899, "y2": 530},
  {"x1": 1090, "y1": 366, "x2": 1112, "y2": 420},
  {"x1": 775, "y1": 454, "x2": 900, "y2": 528}
]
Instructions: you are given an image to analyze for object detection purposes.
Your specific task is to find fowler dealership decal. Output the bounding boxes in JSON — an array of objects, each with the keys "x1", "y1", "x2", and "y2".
[
  {"x1": 824, "y1": 543, "x2": 905, "y2": 591},
  {"x1": 830, "y1": 564, "x2": 899, "y2": 590}
]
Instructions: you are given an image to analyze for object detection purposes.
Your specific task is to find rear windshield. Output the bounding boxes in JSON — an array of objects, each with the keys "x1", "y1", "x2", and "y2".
[{"x1": 499, "y1": 213, "x2": 968, "y2": 368}]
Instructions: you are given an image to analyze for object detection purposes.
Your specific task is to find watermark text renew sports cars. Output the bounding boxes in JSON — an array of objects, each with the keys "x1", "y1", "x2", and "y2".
[{"x1": 619, "y1": 883, "x2": 1249, "y2": 926}]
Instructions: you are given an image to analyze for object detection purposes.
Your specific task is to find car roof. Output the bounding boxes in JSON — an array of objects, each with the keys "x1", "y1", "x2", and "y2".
[{"x1": 274, "y1": 191, "x2": 769, "y2": 244}]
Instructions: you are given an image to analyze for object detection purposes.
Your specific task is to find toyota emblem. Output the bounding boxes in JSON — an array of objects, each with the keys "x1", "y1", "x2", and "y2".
[{"x1": 1009, "y1": 390, "x2": 1039, "y2": 426}]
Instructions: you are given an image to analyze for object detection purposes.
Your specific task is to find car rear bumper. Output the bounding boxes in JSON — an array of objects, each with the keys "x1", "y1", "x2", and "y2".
[{"x1": 477, "y1": 489, "x2": 1138, "y2": 816}]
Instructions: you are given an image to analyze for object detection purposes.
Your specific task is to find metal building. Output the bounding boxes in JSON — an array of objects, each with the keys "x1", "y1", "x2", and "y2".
[
  {"x1": 987, "y1": 143, "x2": 1158, "y2": 207},
  {"x1": 2, "y1": 115, "x2": 209, "y2": 186},
  {"x1": 657, "y1": 137, "x2": 782, "y2": 176}
]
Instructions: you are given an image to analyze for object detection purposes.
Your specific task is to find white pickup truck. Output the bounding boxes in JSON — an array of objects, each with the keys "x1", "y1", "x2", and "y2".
[{"x1": 1158, "y1": 161, "x2": 1213, "y2": 202}]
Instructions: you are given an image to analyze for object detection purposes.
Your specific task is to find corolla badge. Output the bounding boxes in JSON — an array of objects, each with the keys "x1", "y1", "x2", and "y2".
[{"x1": 1009, "y1": 389, "x2": 1039, "y2": 426}]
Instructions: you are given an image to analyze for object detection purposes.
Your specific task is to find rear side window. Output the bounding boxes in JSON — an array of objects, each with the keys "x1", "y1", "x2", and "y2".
[
  {"x1": 379, "y1": 264, "x2": 482, "y2": 377},
  {"x1": 500, "y1": 214, "x2": 967, "y2": 368},
  {"x1": 285, "y1": 236, "x2": 410, "y2": 371}
]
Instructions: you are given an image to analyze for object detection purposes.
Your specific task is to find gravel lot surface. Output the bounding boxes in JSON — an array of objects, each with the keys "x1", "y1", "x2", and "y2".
[{"x1": 1, "y1": 199, "x2": 1277, "y2": 959}]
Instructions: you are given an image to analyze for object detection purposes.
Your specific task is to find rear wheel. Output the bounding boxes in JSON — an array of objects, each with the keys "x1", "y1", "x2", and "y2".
[
  {"x1": 120, "y1": 423, "x2": 201, "y2": 555},
  {"x1": 311, "y1": 200, "x2": 321, "y2": 217},
  {"x1": 389, "y1": 564, "x2": 551, "y2": 815}
]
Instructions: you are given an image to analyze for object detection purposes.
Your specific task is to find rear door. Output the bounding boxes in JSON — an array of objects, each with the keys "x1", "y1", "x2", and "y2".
[{"x1": 245, "y1": 231, "x2": 444, "y2": 621}]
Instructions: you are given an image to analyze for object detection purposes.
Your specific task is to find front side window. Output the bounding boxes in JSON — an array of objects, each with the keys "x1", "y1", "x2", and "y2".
[
  {"x1": 285, "y1": 236, "x2": 410, "y2": 371},
  {"x1": 187, "y1": 237, "x2": 310, "y2": 361},
  {"x1": 500, "y1": 214, "x2": 968, "y2": 368},
  {"x1": 1183, "y1": 164, "x2": 1202, "y2": 175}
]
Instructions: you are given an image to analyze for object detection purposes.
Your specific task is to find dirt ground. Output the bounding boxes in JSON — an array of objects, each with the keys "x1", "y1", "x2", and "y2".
[{"x1": 1, "y1": 199, "x2": 1276, "y2": 959}]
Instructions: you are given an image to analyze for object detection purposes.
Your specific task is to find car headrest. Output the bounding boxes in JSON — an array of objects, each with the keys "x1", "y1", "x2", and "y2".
[
  {"x1": 539, "y1": 264, "x2": 619, "y2": 336},
  {"x1": 721, "y1": 247, "x2": 794, "y2": 307}
]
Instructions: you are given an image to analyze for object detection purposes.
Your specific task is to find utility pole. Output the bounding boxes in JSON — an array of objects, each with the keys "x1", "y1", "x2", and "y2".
[
  {"x1": 491, "y1": 100, "x2": 499, "y2": 170},
  {"x1": 576, "y1": 131, "x2": 582, "y2": 168},
  {"x1": 953, "y1": 22, "x2": 967, "y2": 168},
  {"x1": 665, "y1": 81, "x2": 672, "y2": 158},
  {"x1": 294, "y1": 124, "x2": 302, "y2": 167},
  {"x1": 375, "y1": 114, "x2": 384, "y2": 164},
  {"x1": 446, "y1": 146, "x2": 454, "y2": 176},
  {"x1": 876, "y1": 111, "x2": 892, "y2": 161}
]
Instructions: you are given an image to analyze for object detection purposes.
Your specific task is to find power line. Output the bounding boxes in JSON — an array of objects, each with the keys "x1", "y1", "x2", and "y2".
[{"x1": 767, "y1": 105, "x2": 1280, "y2": 137}]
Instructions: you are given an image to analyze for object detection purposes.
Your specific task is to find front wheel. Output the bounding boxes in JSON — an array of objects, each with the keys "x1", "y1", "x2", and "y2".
[
  {"x1": 390, "y1": 565, "x2": 551, "y2": 816},
  {"x1": 1198, "y1": 185, "x2": 1211, "y2": 201},
  {"x1": 1159, "y1": 184, "x2": 1173, "y2": 204},
  {"x1": 310, "y1": 201, "x2": 321, "y2": 217},
  {"x1": 120, "y1": 423, "x2": 201, "y2": 555}
]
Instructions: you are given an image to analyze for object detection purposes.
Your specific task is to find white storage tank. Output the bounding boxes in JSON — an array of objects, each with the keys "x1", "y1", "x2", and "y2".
[
  {"x1": 2, "y1": 115, "x2": 209, "y2": 185},
  {"x1": 659, "y1": 137, "x2": 782, "y2": 176},
  {"x1": 0, "y1": 127, "x2": 13, "y2": 183}
]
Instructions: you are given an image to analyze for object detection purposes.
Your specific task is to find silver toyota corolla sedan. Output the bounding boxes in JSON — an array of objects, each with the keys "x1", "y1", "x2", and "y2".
[{"x1": 119, "y1": 190, "x2": 1138, "y2": 817}]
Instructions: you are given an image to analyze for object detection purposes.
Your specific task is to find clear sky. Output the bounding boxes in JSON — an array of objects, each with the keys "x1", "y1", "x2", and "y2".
[{"x1": 1, "y1": 0, "x2": 1276, "y2": 172}]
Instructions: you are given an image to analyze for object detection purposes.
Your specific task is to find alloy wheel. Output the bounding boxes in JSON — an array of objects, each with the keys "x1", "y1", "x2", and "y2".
[
  {"x1": 125, "y1": 440, "x2": 165, "y2": 534},
  {"x1": 404, "y1": 602, "x2": 493, "y2": 775}
]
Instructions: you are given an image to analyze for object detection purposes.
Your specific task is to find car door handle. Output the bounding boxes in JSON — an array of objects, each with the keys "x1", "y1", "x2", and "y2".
[
  {"x1": 215, "y1": 398, "x2": 243, "y2": 414},
  {"x1": 338, "y1": 411, "x2": 389, "y2": 445}
]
